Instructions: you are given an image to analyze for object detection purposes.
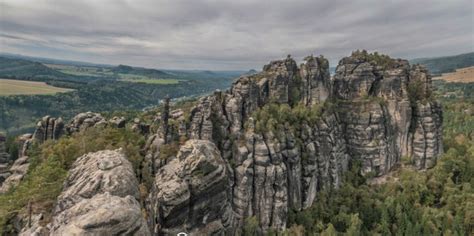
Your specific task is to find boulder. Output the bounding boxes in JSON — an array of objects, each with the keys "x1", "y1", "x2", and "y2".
[
  {"x1": 49, "y1": 149, "x2": 150, "y2": 235},
  {"x1": 109, "y1": 116, "x2": 127, "y2": 128},
  {"x1": 66, "y1": 112, "x2": 106, "y2": 134},
  {"x1": 51, "y1": 193, "x2": 149, "y2": 236}
]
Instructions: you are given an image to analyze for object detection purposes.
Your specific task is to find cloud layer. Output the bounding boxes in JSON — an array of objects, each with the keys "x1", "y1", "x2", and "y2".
[{"x1": 1, "y1": 0, "x2": 473, "y2": 70}]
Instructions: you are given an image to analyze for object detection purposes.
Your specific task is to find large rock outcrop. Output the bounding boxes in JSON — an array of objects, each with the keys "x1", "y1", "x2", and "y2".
[
  {"x1": 146, "y1": 140, "x2": 233, "y2": 235},
  {"x1": 0, "y1": 156, "x2": 29, "y2": 194},
  {"x1": 300, "y1": 55, "x2": 331, "y2": 105},
  {"x1": 65, "y1": 112, "x2": 107, "y2": 134},
  {"x1": 32, "y1": 116, "x2": 64, "y2": 143},
  {"x1": 170, "y1": 51, "x2": 443, "y2": 232},
  {"x1": 49, "y1": 149, "x2": 150, "y2": 235},
  {"x1": 410, "y1": 101, "x2": 443, "y2": 169},
  {"x1": 5, "y1": 51, "x2": 442, "y2": 235},
  {"x1": 0, "y1": 134, "x2": 32, "y2": 193}
]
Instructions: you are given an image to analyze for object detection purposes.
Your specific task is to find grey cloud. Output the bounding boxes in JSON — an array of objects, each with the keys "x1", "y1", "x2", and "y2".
[{"x1": 0, "y1": 0, "x2": 472, "y2": 70}]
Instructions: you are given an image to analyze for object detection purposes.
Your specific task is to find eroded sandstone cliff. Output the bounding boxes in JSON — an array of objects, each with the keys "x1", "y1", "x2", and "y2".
[
  {"x1": 146, "y1": 51, "x2": 443, "y2": 234},
  {"x1": 50, "y1": 149, "x2": 149, "y2": 235},
  {"x1": 2, "y1": 51, "x2": 443, "y2": 235}
]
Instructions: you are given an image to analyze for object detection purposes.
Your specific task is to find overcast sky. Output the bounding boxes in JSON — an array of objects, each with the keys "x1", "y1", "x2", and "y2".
[{"x1": 0, "y1": 0, "x2": 473, "y2": 70}]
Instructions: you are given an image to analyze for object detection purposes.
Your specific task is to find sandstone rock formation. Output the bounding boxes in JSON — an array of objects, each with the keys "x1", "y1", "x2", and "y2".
[
  {"x1": 18, "y1": 213, "x2": 49, "y2": 236},
  {"x1": 65, "y1": 112, "x2": 106, "y2": 134},
  {"x1": 300, "y1": 55, "x2": 331, "y2": 105},
  {"x1": 109, "y1": 116, "x2": 127, "y2": 128},
  {"x1": 51, "y1": 193, "x2": 149, "y2": 236},
  {"x1": 0, "y1": 156, "x2": 29, "y2": 194},
  {"x1": 131, "y1": 118, "x2": 150, "y2": 135},
  {"x1": 3, "y1": 51, "x2": 443, "y2": 235},
  {"x1": 0, "y1": 134, "x2": 32, "y2": 192},
  {"x1": 50, "y1": 149, "x2": 149, "y2": 235},
  {"x1": 32, "y1": 116, "x2": 64, "y2": 143},
  {"x1": 143, "y1": 133, "x2": 167, "y2": 175},
  {"x1": 146, "y1": 140, "x2": 233, "y2": 235},
  {"x1": 169, "y1": 51, "x2": 444, "y2": 232},
  {"x1": 17, "y1": 133, "x2": 33, "y2": 158}
]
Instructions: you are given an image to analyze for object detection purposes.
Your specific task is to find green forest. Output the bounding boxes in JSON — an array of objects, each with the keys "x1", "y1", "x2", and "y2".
[
  {"x1": 411, "y1": 52, "x2": 474, "y2": 76},
  {"x1": 0, "y1": 56, "x2": 242, "y2": 135}
]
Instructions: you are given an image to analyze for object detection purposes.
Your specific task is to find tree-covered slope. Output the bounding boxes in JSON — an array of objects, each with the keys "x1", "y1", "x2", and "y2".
[
  {"x1": 0, "y1": 57, "x2": 71, "y2": 80},
  {"x1": 411, "y1": 52, "x2": 474, "y2": 76},
  {"x1": 0, "y1": 57, "x2": 243, "y2": 135}
]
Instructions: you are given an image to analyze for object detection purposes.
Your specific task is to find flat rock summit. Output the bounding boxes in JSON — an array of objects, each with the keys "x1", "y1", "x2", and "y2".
[{"x1": 1, "y1": 51, "x2": 443, "y2": 235}]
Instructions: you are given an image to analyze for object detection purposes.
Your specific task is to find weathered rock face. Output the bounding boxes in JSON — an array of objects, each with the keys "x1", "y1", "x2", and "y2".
[
  {"x1": 143, "y1": 133, "x2": 167, "y2": 175},
  {"x1": 131, "y1": 118, "x2": 151, "y2": 135},
  {"x1": 176, "y1": 52, "x2": 443, "y2": 232},
  {"x1": 338, "y1": 101, "x2": 399, "y2": 175},
  {"x1": 300, "y1": 55, "x2": 331, "y2": 105},
  {"x1": 5, "y1": 52, "x2": 442, "y2": 235},
  {"x1": 0, "y1": 156, "x2": 29, "y2": 194},
  {"x1": 53, "y1": 149, "x2": 140, "y2": 212},
  {"x1": 409, "y1": 101, "x2": 443, "y2": 169},
  {"x1": 17, "y1": 133, "x2": 33, "y2": 158},
  {"x1": 263, "y1": 55, "x2": 299, "y2": 104},
  {"x1": 0, "y1": 134, "x2": 33, "y2": 190},
  {"x1": 332, "y1": 52, "x2": 443, "y2": 174},
  {"x1": 51, "y1": 193, "x2": 149, "y2": 236},
  {"x1": 32, "y1": 116, "x2": 64, "y2": 143},
  {"x1": 65, "y1": 112, "x2": 106, "y2": 134},
  {"x1": 146, "y1": 140, "x2": 233, "y2": 235},
  {"x1": 109, "y1": 116, "x2": 127, "y2": 128},
  {"x1": 50, "y1": 149, "x2": 149, "y2": 235},
  {"x1": 18, "y1": 213, "x2": 49, "y2": 236}
]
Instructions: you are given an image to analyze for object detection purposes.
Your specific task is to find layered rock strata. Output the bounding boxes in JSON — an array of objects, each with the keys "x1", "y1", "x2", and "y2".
[
  {"x1": 49, "y1": 149, "x2": 150, "y2": 235},
  {"x1": 0, "y1": 155, "x2": 29, "y2": 193},
  {"x1": 65, "y1": 112, "x2": 107, "y2": 134},
  {"x1": 150, "y1": 52, "x2": 443, "y2": 233},
  {"x1": 3, "y1": 51, "x2": 443, "y2": 235},
  {"x1": 147, "y1": 140, "x2": 233, "y2": 235},
  {"x1": 32, "y1": 116, "x2": 64, "y2": 143},
  {"x1": 0, "y1": 134, "x2": 32, "y2": 192}
]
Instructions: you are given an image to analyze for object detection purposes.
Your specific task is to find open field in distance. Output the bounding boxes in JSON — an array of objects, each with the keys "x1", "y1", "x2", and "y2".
[
  {"x1": 45, "y1": 63, "x2": 180, "y2": 84},
  {"x1": 45, "y1": 63, "x2": 113, "y2": 77},
  {"x1": 434, "y1": 66, "x2": 474, "y2": 83},
  {"x1": 119, "y1": 78, "x2": 180, "y2": 84},
  {"x1": 0, "y1": 78, "x2": 73, "y2": 96}
]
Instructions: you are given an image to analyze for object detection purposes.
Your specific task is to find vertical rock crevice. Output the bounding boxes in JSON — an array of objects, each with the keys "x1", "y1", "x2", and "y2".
[{"x1": 146, "y1": 51, "x2": 443, "y2": 233}]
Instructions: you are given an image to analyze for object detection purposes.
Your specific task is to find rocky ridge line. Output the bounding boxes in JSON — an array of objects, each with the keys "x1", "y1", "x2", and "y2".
[
  {"x1": 146, "y1": 51, "x2": 443, "y2": 233},
  {"x1": 2, "y1": 51, "x2": 444, "y2": 235}
]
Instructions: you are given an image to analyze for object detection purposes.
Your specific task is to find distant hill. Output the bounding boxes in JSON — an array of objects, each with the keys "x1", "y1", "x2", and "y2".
[
  {"x1": 162, "y1": 69, "x2": 245, "y2": 80},
  {"x1": 0, "y1": 57, "x2": 70, "y2": 80},
  {"x1": 0, "y1": 56, "x2": 246, "y2": 134},
  {"x1": 411, "y1": 52, "x2": 474, "y2": 76},
  {"x1": 0, "y1": 53, "x2": 112, "y2": 68},
  {"x1": 112, "y1": 64, "x2": 170, "y2": 78},
  {"x1": 244, "y1": 69, "x2": 258, "y2": 75}
]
